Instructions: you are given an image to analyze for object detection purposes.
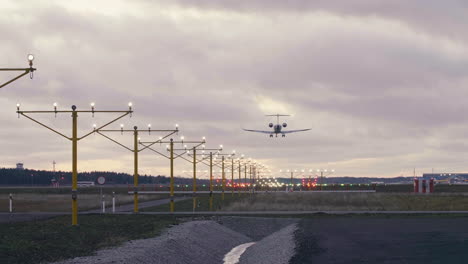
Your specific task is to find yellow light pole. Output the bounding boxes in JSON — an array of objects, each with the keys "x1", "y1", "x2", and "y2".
[
  {"x1": 194, "y1": 148, "x2": 235, "y2": 209},
  {"x1": 210, "y1": 152, "x2": 213, "y2": 210},
  {"x1": 315, "y1": 169, "x2": 335, "y2": 190},
  {"x1": 244, "y1": 164, "x2": 247, "y2": 191},
  {"x1": 280, "y1": 169, "x2": 306, "y2": 192},
  {"x1": 231, "y1": 154, "x2": 235, "y2": 196},
  {"x1": 182, "y1": 145, "x2": 222, "y2": 212},
  {"x1": 17, "y1": 103, "x2": 132, "y2": 226},
  {"x1": 96, "y1": 124, "x2": 178, "y2": 213},
  {"x1": 222, "y1": 156, "x2": 225, "y2": 200},
  {"x1": 238, "y1": 157, "x2": 242, "y2": 196},
  {"x1": 139, "y1": 136, "x2": 206, "y2": 212},
  {"x1": 192, "y1": 147, "x2": 196, "y2": 210},
  {"x1": 210, "y1": 150, "x2": 235, "y2": 201},
  {"x1": 0, "y1": 54, "x2": 36, "y2": 89}
]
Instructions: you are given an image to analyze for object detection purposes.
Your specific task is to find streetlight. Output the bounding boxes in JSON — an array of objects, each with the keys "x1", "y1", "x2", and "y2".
[{"x1": 0, "y1": 54, "x2": 37, "y2": 89}]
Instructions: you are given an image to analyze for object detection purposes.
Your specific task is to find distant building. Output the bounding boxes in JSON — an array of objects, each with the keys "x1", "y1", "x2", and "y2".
[
  {"x1": 16, "y1": 163, "x2": 24, "y2": 170},
  {"x1": 423, "y1": 173, "x2": 468, "y2": 178},
  {"x1": 423, "y1": 173, "x2": 468, "y2": 184}
]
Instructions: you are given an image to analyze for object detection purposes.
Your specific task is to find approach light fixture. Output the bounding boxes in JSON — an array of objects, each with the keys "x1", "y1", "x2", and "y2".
[{"x1": 1, "y1": 54, "x2": 38, "y2": 89}]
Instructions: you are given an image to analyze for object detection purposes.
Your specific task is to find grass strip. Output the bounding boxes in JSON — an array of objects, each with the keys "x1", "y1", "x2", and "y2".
[
  {"x1": 141, "y1": 193, "x2": 248, "y2": 212},
  {"x1": 0, "y1": 214, "x2": 177, "y2": 264}
]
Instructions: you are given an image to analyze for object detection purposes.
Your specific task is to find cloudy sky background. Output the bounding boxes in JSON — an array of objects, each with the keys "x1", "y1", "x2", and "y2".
[{"x1": 1, "y1": 0, "x2": 468, "y2": 178}]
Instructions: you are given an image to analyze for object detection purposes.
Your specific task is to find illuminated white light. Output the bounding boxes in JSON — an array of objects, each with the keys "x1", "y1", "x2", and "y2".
[
  {"x1": 180, "y1": 136, "x2": 185, "y2": 140},
  {"x1": 27, "y1": 54, "x2": 34, "y2": 62},
  {"x1": 93, "y1": 124, "x2": 97, "y2": 128},
  {"x1": 175, "y1": 124, "x2": 179, "y2": 128},
  {"x1": 220, "y1": 144, "x2": 223, "y2": 149},
  {"x1": 53, "y1": 102, "x2": 57, "y2": 107},
  {"x1": 128, "y1": 102, "x2": 133, "y2": 107},
  {"x1": 148, "y1": 124, "x2": 151, "y2": 128},
  {"x1": 16, "y1": 103, "x2": 20, "y2": 107},
  {"x1": 90, "y1": 102, "x2": 95, "y2": 107},
  {"x1": 120, "y1": 124, "x2": 124, "y2": 128}
]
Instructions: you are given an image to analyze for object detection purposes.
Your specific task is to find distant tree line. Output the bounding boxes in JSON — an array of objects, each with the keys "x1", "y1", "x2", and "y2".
[
  {"x1": 2, "y1": 168, "x2": 452, "y2": 186},
  {"x1": 0, "y1": 168, "x2": 209, "y2": 186}
]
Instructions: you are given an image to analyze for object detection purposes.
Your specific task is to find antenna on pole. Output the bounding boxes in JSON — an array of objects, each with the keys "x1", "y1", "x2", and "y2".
[{"x1": 53, "y1": 160, "x2": 56, "y2": 173}]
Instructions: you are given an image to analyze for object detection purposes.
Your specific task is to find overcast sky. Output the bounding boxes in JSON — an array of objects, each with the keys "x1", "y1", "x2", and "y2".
[{"x1": 1, "y1": 0, "x2": 468, "y2": 178}]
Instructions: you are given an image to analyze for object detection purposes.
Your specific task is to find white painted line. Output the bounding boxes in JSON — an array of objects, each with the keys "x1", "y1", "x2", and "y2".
[{"x1": 224, "y1": 242, "x2": 256, "y2": 264}]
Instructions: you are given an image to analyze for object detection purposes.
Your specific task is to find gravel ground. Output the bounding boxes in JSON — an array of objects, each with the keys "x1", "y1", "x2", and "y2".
[
  {"x1": 51, "y1": 220, "x2": 251, "y2": 264},
  {"x1": 218, "y1": 216, "x2": 298, "y2": 240},
  {"x1": 239, "y1": 223, "x2": 297, "y2": 264}
]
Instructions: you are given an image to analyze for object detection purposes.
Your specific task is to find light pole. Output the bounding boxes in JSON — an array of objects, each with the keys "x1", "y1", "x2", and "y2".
[
  {"x1": 237, "y1": 155, "x2": 245, "y2": 196},
  {"x1": 96, "y1": 124, "x2": 178, "y2": 213},
  {"x1": 139, "y1": 136, "x2": 206, "y2": 212},
  {"x1": 231, "y1": 151, "x2": 236, "y2": 196},
  {"x1": 17, "y1": 102, "x2": 132, "y2": 226},
  {"x1": 210, "y1": 150, "x2": 235, "y2": 201},
  {"x1": 183, "y1": 145, "x2": 222, "y2": 211},
  {"x1": 316, "y1": 169, "x2": 335, "y2": 190},
  {"x1": 280, "y1": 169, "x2": 306, "y2": 192},
  {"x1": 1, "y1": 54, "x2": 37, "y2": 89}
]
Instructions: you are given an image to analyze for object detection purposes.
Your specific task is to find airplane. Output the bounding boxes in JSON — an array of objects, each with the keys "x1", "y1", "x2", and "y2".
[{"x1": 243, "y1": 114, "x2": 311, "y2": 137}]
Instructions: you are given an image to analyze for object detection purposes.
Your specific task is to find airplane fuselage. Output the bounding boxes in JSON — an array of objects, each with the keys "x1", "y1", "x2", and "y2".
[
  {"x1": 274, "y1": 124, "x2": 282, "y2": 134},
  {"x1": 242, "y1": 114, "x2": 310, "y2": 137}
]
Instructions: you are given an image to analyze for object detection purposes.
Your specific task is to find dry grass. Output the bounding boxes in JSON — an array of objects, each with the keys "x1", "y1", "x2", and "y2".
[
  {"x1": 223, "y1": 192, "x2": 468, "y2": 211},
  {"x1": 0, "y1": 193, "x2": 165, "y2": 212}
]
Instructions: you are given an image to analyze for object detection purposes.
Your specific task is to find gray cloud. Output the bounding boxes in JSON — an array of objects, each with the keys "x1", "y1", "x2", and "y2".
[{"x1": 1, "y1": 1, "x2": 468, "y2": 177}]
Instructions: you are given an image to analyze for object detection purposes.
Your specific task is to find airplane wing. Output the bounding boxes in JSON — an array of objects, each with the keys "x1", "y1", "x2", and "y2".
[
  {"x1": 242, "y1": 128, "x2": 273, "y2": 134},
  {"x1": 282, "y1": 129, "x2": 311, "y2": 134}
]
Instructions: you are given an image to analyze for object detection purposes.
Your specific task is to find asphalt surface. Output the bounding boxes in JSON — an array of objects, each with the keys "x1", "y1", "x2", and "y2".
[{"x1": 291, "y1": 217, "x2": 468, "y2": 264}]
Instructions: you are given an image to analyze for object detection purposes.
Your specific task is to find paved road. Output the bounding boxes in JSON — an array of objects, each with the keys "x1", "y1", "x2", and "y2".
[
  {"x1": 0, "y1": 197, "x2": 190, "y2": 223},
  {"x1": 3, "y1": 209, "x2": 468, "y2": 223},
  {"x1": 133, "y1": 210, "x2": 468, "y2": 215}
]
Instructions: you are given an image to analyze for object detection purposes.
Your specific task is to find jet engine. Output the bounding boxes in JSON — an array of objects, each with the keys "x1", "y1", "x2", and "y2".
[
  {"x1": 269, "y1": 123, "x2": 274, "y2": 128},
  {"x1": 282, "y1": 123, "x2": 287, "y2": 128}
]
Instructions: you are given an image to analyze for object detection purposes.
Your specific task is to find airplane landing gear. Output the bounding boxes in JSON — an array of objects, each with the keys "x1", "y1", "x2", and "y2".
[
  {"x1": 269, "y1": 134, "x2": 273, "y2": 138},
  {"x1": 282, "y1": 134, "x2": 285, "y2": 137}
]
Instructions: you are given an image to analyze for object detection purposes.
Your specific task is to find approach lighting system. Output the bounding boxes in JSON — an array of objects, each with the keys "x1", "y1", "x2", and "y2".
[
  {"x1": 95, "y1": 124, "x2": 178, "y2": 213},
  {"x1": 1, "y1": 54, "x2": 38, "y2": 89},
  {"x1": 16, "y1": 103, "x2": 133, "y2": 226}
]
